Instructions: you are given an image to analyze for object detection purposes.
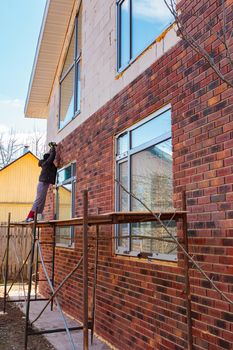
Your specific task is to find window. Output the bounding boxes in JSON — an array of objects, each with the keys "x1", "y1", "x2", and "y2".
[
  {"x1": 117, "y1": 0, "x2": 173, "y2": 71},
  {"x1": 56, "y1": 163, "x2": 76, "y2": 246},
  {"x1": 116, "y1": 107, "x2": 177, "y2": 261},
  {"x1": 59, "y1": 6, "x2": 82, "y2": 129}
]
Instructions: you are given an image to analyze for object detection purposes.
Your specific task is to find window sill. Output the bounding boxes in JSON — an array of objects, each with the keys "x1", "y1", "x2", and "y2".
[
  {"x1": 56, "y1": 243, "x2": 75, "y2": 249},
  {"x1": 58, "y1": 110, "x2": 81, "y2": 133},
  {"x1": 115, "y1": 22, "x2": 175, "y2": 79},
  {"x1": 115, "y1": 249, "x2": 177, "y2": 262},
  {"x1": 114, "y1": 252, "x2": 177, "y2": 265}
]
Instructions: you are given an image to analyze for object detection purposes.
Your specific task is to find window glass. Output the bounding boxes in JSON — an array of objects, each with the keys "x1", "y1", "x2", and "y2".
[
  {"x1": 131, "y1": 221, "x2": 177, "y2": 256},
  {"x1": 119, "y1": 161, "x2": 128, "y2": 211},
  {"x1": 131, "y1": 109, "x2": 171, "y2": 149},
  {"x1": 58, "y1": 184, "x2": 72, "y2": 220},
  {"x1": 59, "y1": 7, "x2": 82, "y2": 129},
  {"x1": 75, "y1": 61, "x2": 81, "y2": 113},
  {"x1": 132, "y1": 0, "x2": 173, "y2": 57},
  {"x1": 58, "y1": 166, "x2": 72, "y2": 184},
  {"x1": 131, "y1": 140, "x2": 174, "y2": 255},
  {"x1": 56, "y1": 227, "x2": 72, "y2": 246},
  {"x1": 117, "y1": 133, "x2": 128, "y2": 155},
  {"x1": 131, "y1": 140, "x2": 173, "y2": 211},
  {"x1": 56, "y1": 184, "x2": 72, "y2": 246},
  {"x1": 118, "y1": 161, "x2": 128, "y2": 249},
  {"x1": 60, "y1": 67, "x2": 74, "y2": 129},
  {"x1": 61, "y1": 30, "x2": 75, "y2": 78},
  {"x1": 118, "y1": 0, "x2": 173, "y2": 70},
  {"x1": 56, "y1": 164, "x2": 76, "y2": 246},
  {"x1": 120, "y1": 0, "x2": 130, "y2": 68},
  {"x1": 76, "y1": 4, "x2": 82, "y2": 58}
]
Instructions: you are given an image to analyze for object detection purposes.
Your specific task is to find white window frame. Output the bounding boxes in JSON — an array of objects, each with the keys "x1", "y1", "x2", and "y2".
[
  {"x1": 59, "y1": 7, "x2": 82, "y2": 130},
  {"x1": 115, "y1": 105, "x2": 177, "y2": 261},
  {"x1": 56, "y1": 162, "x2": 76, "y2": 247},
  {"x1": 116, "y1": 0, "x2": 173, "y2": 72}
]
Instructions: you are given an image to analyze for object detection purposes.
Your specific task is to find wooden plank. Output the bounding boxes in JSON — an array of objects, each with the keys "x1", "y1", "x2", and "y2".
[{"x1": 10, "y1": 211, "x2": 187, "y2": 228}]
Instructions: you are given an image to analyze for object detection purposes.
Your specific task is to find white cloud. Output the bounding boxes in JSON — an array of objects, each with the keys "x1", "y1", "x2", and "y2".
[
  {"x1": 0, "y1": 98, "x2": 23, "y2": 108},
  {"x1": 0, "y1": 98, "x2": 47, "y2": 159},
  {"x1": 0, "y1": 98, "x2": 46, "y2": 134},
  {"x1": 0, "y1": 124, "x2": 8, "y2": 133},
  {"x1": 133, "y1": 0, "x2": 173, "y2": 22}
]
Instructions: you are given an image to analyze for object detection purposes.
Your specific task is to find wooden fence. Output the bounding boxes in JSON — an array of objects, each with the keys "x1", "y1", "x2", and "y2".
[{"x1": 0, "y1": 223, "x2": 32, "y2": 281}]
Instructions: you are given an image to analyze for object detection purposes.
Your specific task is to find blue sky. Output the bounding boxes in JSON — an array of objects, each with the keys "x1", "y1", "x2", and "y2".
[{"x1": 0, "y1": 0, "x2": 47, "y2": 135}]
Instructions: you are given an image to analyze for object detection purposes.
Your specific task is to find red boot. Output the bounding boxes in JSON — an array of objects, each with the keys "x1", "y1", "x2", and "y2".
[{"x1": 26, "y1": 210, "x2": 35, "y2": 222}]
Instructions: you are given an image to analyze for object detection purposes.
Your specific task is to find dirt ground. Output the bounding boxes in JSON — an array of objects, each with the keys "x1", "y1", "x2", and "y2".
[{"x1": 0, "y1": 299, "x2": 55, "y2": 350}]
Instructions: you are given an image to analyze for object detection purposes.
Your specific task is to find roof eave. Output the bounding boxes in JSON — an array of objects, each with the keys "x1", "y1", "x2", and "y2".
[
  {"x1": 24, "y1": 0, "x2": 76, "y2": 119},
  {"x1": 24, "y1": 0, "x2": 50, "y2": 119}
]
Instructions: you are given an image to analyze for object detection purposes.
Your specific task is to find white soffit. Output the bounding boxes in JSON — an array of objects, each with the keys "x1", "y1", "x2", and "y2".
[{"x1": 25, "y1": 0, "x2": 75, "y2": 119}]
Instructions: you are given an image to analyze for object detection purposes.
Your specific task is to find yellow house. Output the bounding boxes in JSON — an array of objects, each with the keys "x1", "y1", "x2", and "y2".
[{"x1": 0, "y1": 151, "x2": 40, "y2": 222}]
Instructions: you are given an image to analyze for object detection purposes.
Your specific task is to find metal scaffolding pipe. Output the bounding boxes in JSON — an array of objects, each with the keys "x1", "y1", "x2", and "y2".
[
  {"x1": 24, "y1": 211, "x2": 37, "y2": 349},
  {"x1": 31, "y1": 254, "x2": 84, "y2": 325},
  {"x1": 182, "y1": 191, "x2": 193, "y2": 350},
  {"x1": 3, "y1": 213, "x2": 11, "y2": 313},
  {"x1": 83, "y1": 190, "x2": 89, "y2": 350},
  {"x1": 37, "y1": 240, "x2": 77, "y2": 350}
]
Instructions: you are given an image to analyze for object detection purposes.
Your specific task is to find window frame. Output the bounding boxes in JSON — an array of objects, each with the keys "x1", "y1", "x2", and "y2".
[
  {"x1": 58, "y1": 10, "x2": 82, "y2": 130},
  {"x1": 116, "y1": 0, "x2": 173, "y2": 72},
  {"x1": 55, "y1": 162, "x2": 77, "y2": 247},
  {"x1": 115, "y1": 105, "x2": 177, "y2": 261}
]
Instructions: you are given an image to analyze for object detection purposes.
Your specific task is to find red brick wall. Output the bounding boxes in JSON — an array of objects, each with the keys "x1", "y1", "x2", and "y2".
[{"x1": 39, "y1": 1, "x2": 233, "y2": 349}]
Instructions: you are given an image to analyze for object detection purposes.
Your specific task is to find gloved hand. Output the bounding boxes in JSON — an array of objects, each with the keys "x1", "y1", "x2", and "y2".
[{"x1": 48, "y1": 142, "x2": 57, "y2": 148}]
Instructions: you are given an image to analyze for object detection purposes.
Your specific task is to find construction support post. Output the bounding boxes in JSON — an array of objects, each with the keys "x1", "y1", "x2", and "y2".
[
  {"x1": 83, "y1": 190, "x2": 89, "y2": 350},
  {"x1": 91, "y1": 211, "x2": 99, "y2": 345},
  {"x1": 182, "y1": 191, "x2": 193, "y2": 350},
  {"x1": 34, "y1": 228, "x2": 40, "y2": 300},
  {"x1": 24, "y1": 211, "x2": 38, "y2": 350},
  {"x1": 51, "y1": 225, "x2": 56, "y2": 311},
  {"x1": 3, "y1": 213, "x2": 11, "y2": 313}
]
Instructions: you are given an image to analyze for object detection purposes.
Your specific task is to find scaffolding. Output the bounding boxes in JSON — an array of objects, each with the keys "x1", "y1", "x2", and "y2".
[{"x1": 2, "y1": 190, "x2": 193, "y2": 350}]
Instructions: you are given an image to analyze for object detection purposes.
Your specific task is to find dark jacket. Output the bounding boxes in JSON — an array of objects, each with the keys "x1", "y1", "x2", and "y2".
[{"x1": 38, "y1": 147, "x2": 57, "y2": 184}]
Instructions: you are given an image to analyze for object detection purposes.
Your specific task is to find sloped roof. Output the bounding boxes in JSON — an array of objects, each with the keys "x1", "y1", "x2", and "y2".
[
  {"x1": 0, "y1": 151, "x2": 39, "y2": 172},
  {"x1": 25, "y1": 0, "x2": 76, "y2": 119}
]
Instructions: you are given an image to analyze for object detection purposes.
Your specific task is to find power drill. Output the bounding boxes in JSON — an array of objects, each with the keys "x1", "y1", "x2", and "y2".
[{"x1": 48, "y1": 142, "x2": 57, "y2": 148}]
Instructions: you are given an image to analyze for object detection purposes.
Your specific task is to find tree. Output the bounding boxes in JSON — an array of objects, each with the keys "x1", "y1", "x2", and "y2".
[
  {"x1": 26, "y1": 128, "x2": 46, "y2": 159},
  {"x1": 0, "y1": 128, "x2": 46, "y2": 169},
  {"x1": 0, "y1": 129, "x2": 23, "y2": 168},
  {"x1": 164, "y1": 0, "x2": 233, "y2": 88}
]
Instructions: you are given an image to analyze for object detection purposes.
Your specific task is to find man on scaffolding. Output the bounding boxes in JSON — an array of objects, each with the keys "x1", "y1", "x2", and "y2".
[{"x1": 25, "y1": 142, "x2": 58, "y2": 222}]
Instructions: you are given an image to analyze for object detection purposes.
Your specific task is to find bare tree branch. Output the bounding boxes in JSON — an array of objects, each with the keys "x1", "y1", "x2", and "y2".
[
  {"x1": 0, "y1": 128, "x2": 46, "y2": 169},
  {"x1": 0, "y1": 129, "x2": 23, "y2": 168},
  {"x1": 221, "y1": 0, "x2": 233, "y2": 70},
  {"x1": 115, "y1": 179, "x2": 233, "y2": 306},
  {"x1": 26, "y1": 128, "x2": 46, "y2": 158},
  {"x1": 163, "y1": 0, "x2": 233, "y2": 88}
]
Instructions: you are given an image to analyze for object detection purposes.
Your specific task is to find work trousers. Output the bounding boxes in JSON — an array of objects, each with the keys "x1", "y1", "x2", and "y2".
[{"x1": 31, "y1": 182, "x2": 50, "y2": 214}]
